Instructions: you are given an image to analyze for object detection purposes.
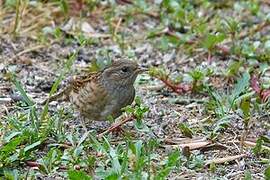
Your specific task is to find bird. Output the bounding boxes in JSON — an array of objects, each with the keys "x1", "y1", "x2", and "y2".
[{"x1": 42, "y1": 60, "x2": 146, "y2": 124}]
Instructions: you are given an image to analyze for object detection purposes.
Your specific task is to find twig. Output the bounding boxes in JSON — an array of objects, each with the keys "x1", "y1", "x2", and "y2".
[
  {"x1": 66, "y1": 31, "x2": 111, "y2": 38},
  {"x1": 166, "y1": 98, "x2": 206, "y2": 105},
  {"x1": 97, "y1": 116, "x2": 134, "y2": 138},
  {"x1": 131, "y1": 11, "x2": 159, "y2": 19},
  {"x1": 0, "y1": 97, "x2": 12, "y2": 103},
  {"x1": 228, "y1": 140, "x2": 270, "y2": 151},
  {"x1": 25, "y1": 161, "x2": 40, "y2": 168},
  {"x1": 11, "y1": 45, "x2": 46, "y2": 61},
  {"x1": 141, "y1": 84, "x2": 166, "y2": 91},
  {"x1": 114, "y1": 18, "x2": 122, "y2": 36},
  {"x1": 159, "y1": 77, "x2": 191, "y2": 94},
  {"x1": 163, "y1": 137, "x2": 208, "y2": 145}
]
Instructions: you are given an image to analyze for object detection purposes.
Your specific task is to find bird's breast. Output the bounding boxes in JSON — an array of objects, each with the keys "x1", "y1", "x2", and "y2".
[
  {"x1": 69, "y1": 81, "x2": 109, "y2": 120},
  {"x1": 69, "y1": 81, "x2": 135, "y2": 121}
]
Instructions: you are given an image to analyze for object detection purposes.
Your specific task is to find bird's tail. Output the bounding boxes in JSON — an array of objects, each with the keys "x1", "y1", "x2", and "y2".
[{"x1": 40, "y1": 86, "x2": 71, "y2": 105}]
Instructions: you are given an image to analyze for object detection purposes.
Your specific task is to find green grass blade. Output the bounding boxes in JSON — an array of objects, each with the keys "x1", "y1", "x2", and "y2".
[
  {"x1": 12, "y1": 75, "x2": 34, "y2": 106},
  {"x1": 39, "y1": 51, "x2": 77, "y2": 131}
]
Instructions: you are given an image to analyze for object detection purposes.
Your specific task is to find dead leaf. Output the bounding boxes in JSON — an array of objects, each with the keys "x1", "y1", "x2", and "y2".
[
  {"x1": 205, "y1": 154, "x2": 247, "y2": 166},
  {"x1": 163, "y1": 139, "x2": 211, "y2": 150},
  {"x1": 81, "y1": 21, "x2": 95, "y2": 33}
]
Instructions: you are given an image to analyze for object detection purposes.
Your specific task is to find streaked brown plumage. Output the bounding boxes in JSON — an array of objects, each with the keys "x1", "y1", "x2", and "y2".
[{"x1": 42, "y1": 60, "x2": 145, "y2": 122}]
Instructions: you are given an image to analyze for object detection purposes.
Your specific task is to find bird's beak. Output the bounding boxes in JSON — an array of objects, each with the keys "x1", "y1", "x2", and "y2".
[{"x1": 136, "y1": 66, "x2": 148, "y2": 73}]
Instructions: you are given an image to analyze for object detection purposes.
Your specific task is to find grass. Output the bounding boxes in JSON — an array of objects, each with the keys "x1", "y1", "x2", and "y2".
[{"x1": 0, "y1": 0, "x2": 270, "y2": 179}]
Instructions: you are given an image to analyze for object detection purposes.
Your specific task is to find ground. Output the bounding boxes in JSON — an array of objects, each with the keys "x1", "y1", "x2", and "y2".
[{"x1": 0, "y1": 1, "x2": 269, "y2": 179}]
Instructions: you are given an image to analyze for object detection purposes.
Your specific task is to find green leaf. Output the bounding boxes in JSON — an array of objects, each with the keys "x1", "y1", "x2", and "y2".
[
  {"x1": 39, "y1": 148, "x2": 62, "y2": 174},
  {"x1": 135, "y1": 119, "x2": 149, "y2": 132},
  {"x1": 205, "y1": 86, "x2": 225, "y2": 117},
  {"x1": 167, "y1": 150, "x2": 180, "y2": 167},
  {"x1": 4, "y1": 132, "x2": 22, "y2": 143},
  {"x1": 1, "y1": 136, "x2": 24, "y2": 153},
  {"x1": 201, "y1": 33, "x2": 226, "y2": 50},
  {"x1": 147, "y1": 27, "x2": 166, "y2": 39},
  {"x1": 211, "y1": 115, "x2": 233, "y2": 138},
  {"x1": 159, "y1": 36, "x2": 170, "y2": 51},
  {"x1": 230, "y1": 72, "x2": 250, "y2": 109},
  {"x1": 68, "y1": 170, "x2": 92, "y2": 180},
  {"x1": 265, "y1": 166, "x2": 270, "y2": 180},
  {"x1": 105, "y1": 172, "x2": 119, "y2": 180},
  {"x1": 12, "y1": 75, "x2": 34, "y2": 106},
  {"x1": 73, "y1": 146, "x2": 84, "y2": 157},
  {"x1": 244, "y1": 170, "x2": 252, "y2": 180},
  {"x1": 155, "y1": 150, "x2": 180, "y2": 179},
  {"x1": 231, "y1": 72, "x2": 250, "y2": 99},
  {"x1": 253, "y1": 136, "x2": 270, "y2": 155},
  {"x1": 222, "y1": 17, "x2": 240, "y2": 34},
  {"x1": 134, "y1": 140, "x2": 143, "y2": 158},
  {"x1": 135, "y1": 96, "x2": 142, "y2": 105},
  {"x1": 59, "y1": 0, "x2": 69, "y2": 15},
  {"x1": 226, "y1": 61, "x2": 243, "y2": 77},
  {"x1": 178, "y1": 123, "x2": 193, "y2": 138},
  {"x1": 109, "y1": 147, "x2": 121, "y2": 175},
  {"x1": 24, "y1": 140, "x2": 42, "y2": 153},
  {"x1": 4, "y1": 169, "x2": 19, "y2": 180},
  {"x1": 188, "y1": 69, "x2": 204, "y2": 81},
  {"x1": 253, "y1": 138, "x2": 263, "y2": 155},
  {"x1": 189, "y1": 154, "x2": 204, "y2": 169},
  {"x1": 77, "y1": 131, "x2": 90, "y2": 147},
  {"x1": 88, "y1": 133, "x2": 104, "y2": 152},
  {"x1": 240, "y1": 97, "x2": 250, "y2": 119}
]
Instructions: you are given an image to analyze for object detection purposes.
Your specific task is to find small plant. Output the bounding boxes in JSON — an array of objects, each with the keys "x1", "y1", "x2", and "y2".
[
  {"x1": 205, "y1": 72, "x2": 250, "y2": 118},
  {"x1": 221, "y1": 18, "x2": 241, "y2": 53},
  {"x1": 225, "y1": 60, "x2": 243, "y2": 78},
  {"x1": 178, "y1": 123, "x2": 193, "y2": 138},
  {"x1": 188, "y1": 67, "x2": 213, "y2": 92},
  {"x1": 123, "y1": 96, "x2": 149, "y2": 130},
  {"x1": 253, "y1": 136, "x2": 270, "y2": 157},
  {"x1": 149, "y1": 66, "x2": 191, "y2": 94},
  {"x1": 205, "y1": 72, "x2": 251, "y2": 139},
  {"x1": 155, "y1": 149, "x2": 181, "y2": 179},
  {"x1": 38, "y1": 148, "x2": 63, "y2": 174},
  {"x1": 160, "y1": 0, "x2": 196, "y2": 32},
  {"x1": 200, "y1": 33, "x2": 226, "y2": 61}
]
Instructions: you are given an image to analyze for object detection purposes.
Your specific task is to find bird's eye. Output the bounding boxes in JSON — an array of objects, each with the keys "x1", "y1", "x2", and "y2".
[{"x1": 121, "y1": 67, "x2": 129, "y2": 73}]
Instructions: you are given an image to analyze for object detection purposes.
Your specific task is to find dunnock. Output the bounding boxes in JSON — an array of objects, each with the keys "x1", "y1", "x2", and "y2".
[{"x1": 42, "y1": 60, "x2": 145, "y2": 122}]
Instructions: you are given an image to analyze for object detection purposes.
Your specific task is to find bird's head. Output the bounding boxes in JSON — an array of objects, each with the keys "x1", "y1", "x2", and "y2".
[{"x1": 102, "y1": 60, "x2": 146, "y2": 87}]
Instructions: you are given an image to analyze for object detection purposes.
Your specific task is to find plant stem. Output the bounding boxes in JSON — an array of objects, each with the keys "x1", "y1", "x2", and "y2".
[{"x1": 13, "y1": 0, "x2": 21, "y2": 36}]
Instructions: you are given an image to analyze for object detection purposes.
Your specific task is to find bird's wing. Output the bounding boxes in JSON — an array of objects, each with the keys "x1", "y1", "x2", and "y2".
[
  {"x1": 40, "y1": 72, "x2": 101, "y2": 105},
  {"x1": 71, "y1": 72, "x2": 101, "y2": 93}
]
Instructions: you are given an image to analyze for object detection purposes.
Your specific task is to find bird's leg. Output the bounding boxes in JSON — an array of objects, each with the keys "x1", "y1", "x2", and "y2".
[
  {"x1": 111, "y1": 125, "x2": 125, "y2": 135},
  {"x1": 79, "y1": 116, "x2": 88, "y2": 132},
  {"x1": 97, "y1": 116, "x2": 134, "y2": 138}
]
